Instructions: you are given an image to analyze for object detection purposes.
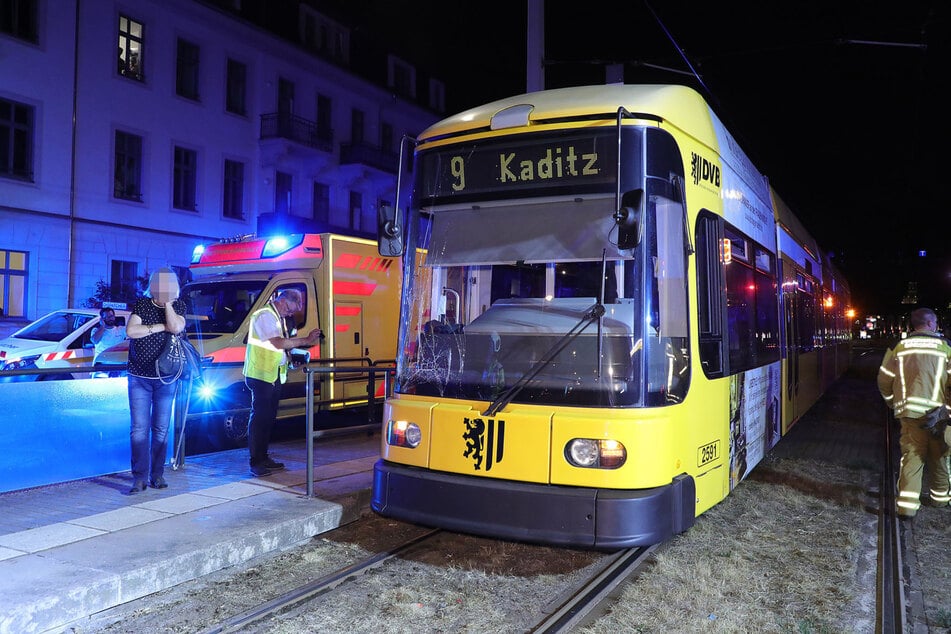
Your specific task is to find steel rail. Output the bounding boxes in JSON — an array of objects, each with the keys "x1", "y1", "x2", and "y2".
[
  {"x1": 529, "y1": 545, "x2": 656, "y2": 633},
  {"x1": 878, "y1": 408, "x2": 905, "y2": 633},
  {"x1": 198, "y1": 528, "x2": 440, "y2": 634}
]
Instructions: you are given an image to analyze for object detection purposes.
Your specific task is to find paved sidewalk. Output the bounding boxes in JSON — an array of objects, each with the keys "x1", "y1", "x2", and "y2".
[{"x1": 0, "y1": 433, "x2": 379, "y2": 634}]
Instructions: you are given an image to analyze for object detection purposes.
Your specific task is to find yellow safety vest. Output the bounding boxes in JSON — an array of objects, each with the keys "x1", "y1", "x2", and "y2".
[{"x1": 243, "y1": 304, "x2": 288, "y2": 384}]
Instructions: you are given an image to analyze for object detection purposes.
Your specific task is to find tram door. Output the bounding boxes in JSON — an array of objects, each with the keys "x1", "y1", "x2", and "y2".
[{"x1": 780, "y1": 266, "x2": 801, "y2": 433}]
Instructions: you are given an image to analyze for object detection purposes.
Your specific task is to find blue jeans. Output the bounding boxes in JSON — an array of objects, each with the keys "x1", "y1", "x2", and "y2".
[{"x1": 128, "y1": 375, "x2": 177, "y2": 482}]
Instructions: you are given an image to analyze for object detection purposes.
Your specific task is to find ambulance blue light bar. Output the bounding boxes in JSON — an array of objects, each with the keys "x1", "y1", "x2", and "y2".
[{"x1": 262, "y1": 234, "x2": 304, "y2": 258}]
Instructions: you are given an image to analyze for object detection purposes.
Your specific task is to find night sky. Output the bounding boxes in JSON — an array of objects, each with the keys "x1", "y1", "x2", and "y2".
[{"x1": 330, "y1": 1, "x2": 950, "y2": 316}]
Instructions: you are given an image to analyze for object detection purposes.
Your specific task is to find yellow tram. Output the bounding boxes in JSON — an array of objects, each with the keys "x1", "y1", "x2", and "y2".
[{"x1": 372, "y1": 85, "x2": 852, "y2": 548}]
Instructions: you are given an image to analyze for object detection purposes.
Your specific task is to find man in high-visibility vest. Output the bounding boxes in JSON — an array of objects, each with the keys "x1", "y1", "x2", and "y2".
[
  {"x1": 878, "y1": 307, "x2": 951, "y2": 517},
  {"x1": 243, "y1": 288, "x2": 322, "y2": 477}
]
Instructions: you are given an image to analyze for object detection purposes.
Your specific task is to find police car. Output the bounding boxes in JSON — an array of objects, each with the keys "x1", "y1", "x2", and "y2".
[{"x1": 0, "y1": 307, "x2": 130, "y2": 380}]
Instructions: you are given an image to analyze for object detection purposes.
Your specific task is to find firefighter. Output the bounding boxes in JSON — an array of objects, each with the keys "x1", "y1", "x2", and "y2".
[{"x1": 878, "y1": 307, "x2": 951, "y2": 517}]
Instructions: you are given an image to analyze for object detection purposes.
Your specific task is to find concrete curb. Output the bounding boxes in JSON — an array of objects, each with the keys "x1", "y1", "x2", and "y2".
[{"x1": 0, "y1": 475, "x2": 371, "y2": 634}]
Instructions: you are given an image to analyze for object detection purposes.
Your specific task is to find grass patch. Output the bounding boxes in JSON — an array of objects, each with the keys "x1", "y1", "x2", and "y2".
[{"x1": 578, "y1": 457, "x2": 875, "y2": 633}]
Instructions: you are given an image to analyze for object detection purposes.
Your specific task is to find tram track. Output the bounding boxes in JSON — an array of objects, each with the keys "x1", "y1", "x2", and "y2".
[
  {"x1": 195, "y1": 521, "x2": 650, "y2": 634},
  {"x1": 198, "y1": 528, "x2": 442, "y2": 634},
  {"x1": 528, "y1": 544, "x2": 656, "y2": 633},
  {"x1": 878, "y1": 408, "x2": 905, "y2": 633}
]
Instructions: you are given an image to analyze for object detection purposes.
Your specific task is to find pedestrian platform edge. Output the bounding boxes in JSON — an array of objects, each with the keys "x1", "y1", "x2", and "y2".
[{"x1": 0, "y1": 434, "x2": 379, "y2": 634}]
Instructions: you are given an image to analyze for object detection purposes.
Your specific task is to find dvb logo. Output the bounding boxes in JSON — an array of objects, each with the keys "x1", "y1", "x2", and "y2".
[{"x1": 691, "y1": 152, "x2": 721, "y2": 187}]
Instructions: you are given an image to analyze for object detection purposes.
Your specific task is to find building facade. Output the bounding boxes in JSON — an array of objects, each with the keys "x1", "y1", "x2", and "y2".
[{"x1": 0, "y1": 0, "x2": 442, "y2": 332}]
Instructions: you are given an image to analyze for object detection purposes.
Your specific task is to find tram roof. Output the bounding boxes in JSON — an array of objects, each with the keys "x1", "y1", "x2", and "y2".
[{"x1": 417, "y1": 84, "x2": 717, "y2": 145}]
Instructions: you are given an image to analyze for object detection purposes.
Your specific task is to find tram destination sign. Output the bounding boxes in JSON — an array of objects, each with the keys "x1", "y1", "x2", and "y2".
[{"x1": 417, "y1": 131, "x2": 619, "y2": 200}]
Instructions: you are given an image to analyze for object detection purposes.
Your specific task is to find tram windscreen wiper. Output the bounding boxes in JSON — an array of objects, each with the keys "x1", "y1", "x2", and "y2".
[{"x1": 481, "y1": 300, "x2": 605, "y2": 417}]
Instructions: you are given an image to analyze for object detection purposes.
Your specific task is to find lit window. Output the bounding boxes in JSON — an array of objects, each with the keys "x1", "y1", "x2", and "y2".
[
  {"x1": 118, "y1": 14, "x2": 145, "y2": 81},
  {"x1": 0, "y1": 249, "x2": 28, "y2": 319}
]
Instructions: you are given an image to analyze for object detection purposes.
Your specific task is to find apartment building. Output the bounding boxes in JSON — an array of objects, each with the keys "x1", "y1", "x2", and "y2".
[{"x1": 0, "y1": 0, "x2": 442, "y2": 330}]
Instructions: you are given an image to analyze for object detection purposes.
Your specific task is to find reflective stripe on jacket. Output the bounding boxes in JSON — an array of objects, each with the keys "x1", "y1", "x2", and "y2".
[
  {"x1": 243, "y1": 305, "x2": 287, "y2": 384},
  {"x1": 877, "y1": 331, "x2": 951, "y2": 419}
]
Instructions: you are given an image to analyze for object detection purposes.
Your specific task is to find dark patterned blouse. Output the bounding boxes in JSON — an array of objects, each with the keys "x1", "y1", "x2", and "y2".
[{"x1": 129, "y1": 297, "x2": 187, "y2": 378}]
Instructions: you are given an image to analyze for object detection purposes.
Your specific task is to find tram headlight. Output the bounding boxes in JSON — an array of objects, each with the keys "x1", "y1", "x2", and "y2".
[
  {"x1": 386, "y1": 419, "x2": 421, "y2": 448},
  {"x1": 565, "y1": 438, "x2": 627, "y2": 469}
]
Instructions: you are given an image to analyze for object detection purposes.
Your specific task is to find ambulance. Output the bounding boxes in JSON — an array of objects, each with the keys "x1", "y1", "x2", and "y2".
[{"x1": 173, "y1": 233, "x2": 401, "y2": 447}]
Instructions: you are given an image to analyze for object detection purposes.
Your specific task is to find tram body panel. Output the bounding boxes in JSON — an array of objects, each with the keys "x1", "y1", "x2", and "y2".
[{"x1": 429, "y1": 403, "x2": 552, "y2": 482}]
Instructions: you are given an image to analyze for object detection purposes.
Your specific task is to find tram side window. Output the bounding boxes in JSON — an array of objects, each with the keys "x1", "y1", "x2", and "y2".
[
  {"x1": 796, "y1": 274, "x2": 816, "y2": 353},
  {"x1": 724, "y1": 228, "x2": 779, "y2": 373},
  {"x1": 753, "y1": 247, "x2": 779, "y2": 362}
]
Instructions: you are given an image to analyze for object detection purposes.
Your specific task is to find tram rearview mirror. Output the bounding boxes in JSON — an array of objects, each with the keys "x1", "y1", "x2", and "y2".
[
  {"x1": 377, "y1": 205, "x2": 404, "y2": 257},
  {"x1": 615, "y1": 189, "x2": 644, "y2": 251}
]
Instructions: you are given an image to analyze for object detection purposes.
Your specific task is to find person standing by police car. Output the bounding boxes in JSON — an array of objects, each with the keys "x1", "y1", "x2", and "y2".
[
  {"x1": 878, "y1": 307, "x2": 951, "y2": 517},
  {"x1": 243, "y1": 288, "x2": 321, "y2": 477},
  {"x1": 125, "y1": 269, "x2": 187, "y2": 494},
  {"x1": 91, "y1": 307, "x2": 127, "y2": 364}
]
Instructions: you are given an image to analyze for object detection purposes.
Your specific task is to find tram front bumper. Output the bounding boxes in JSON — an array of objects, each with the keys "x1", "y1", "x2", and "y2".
[{"x1": 371, "y1": 460, "x2": 695, "y2": 549}]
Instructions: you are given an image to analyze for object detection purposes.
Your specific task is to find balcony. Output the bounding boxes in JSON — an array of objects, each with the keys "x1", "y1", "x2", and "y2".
[
  {"x1": 259, "y1": 113, "x2": 334, "y2": 153},
  {"x1": 339, "y1": 142, "x2": 399, "y2": 175}
]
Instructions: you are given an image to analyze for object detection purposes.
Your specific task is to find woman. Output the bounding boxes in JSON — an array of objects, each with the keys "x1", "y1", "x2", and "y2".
[{"x1": 125, "y1": 268, "x2": 187, "y2": 494}]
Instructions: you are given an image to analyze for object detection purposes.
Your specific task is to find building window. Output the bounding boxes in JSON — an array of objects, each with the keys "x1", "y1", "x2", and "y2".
[
  {"x1": 0, "y1": 248, "x2": 28, "y2": 319},
  {"x1": 223, "y1": 159, "x2": 244, "y2": 219},
  {"x1": 175, "y1": 38, "x2": 200, "y2": 100},
  {"x1": 316, "y1": 93, "x2": 331, "y2": 137},
  {"x1": 299, "y1": 6, "x2": 349, "y2": 65},
  {"x1": 388, "y1": 56, "x2": 416, "y2": 99},
  {"x1": 110, "y1": 260, "x2": 138, "y2": 301},
  {"x1": 275, "y1": 171, "x2": 292, "y2": 214},
  {"x1": 278, "y1": 77, "x2": 294, "y2": 115},
  {"x1": 114, "y1": 130, "x2": 142, "y2": 201},
  {"x1": 351, "y1": 108, "x2": 363, "y2": 144},
  {"x1": 118, "y1": 14, "x2": 144, "y2": 81},
  {"x1": 381, "y1": 122, "x2": 393, "y2": 154},
  {"x1": 349, "y1": 191, "x2": 362, "y2": 231},
  {"x1": 225, "y1": 58, "x2": 246, "y2": 115},
  {"x1": 173, "y1": 146, "x2": 198, "y2": 211},
  {"x1": 313, "y1": 181, "x2": 330, "y2": 222},
  {"x1": 0, "y1": 97, "x2": 33, "y2": 181},
  {"x1": 0, "y1": 0, "x2": 37, "y2": 43}
]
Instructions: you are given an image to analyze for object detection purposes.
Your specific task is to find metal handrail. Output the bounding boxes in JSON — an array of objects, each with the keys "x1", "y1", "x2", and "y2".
[{"x1": 300, "y1": 363, "x2": 395, "y2": 497}]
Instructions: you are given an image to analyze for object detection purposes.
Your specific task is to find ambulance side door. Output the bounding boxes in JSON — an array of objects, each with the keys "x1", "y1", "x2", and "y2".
[{"x1": 334, "y1": 300, "x2": 364, "y2": 360}]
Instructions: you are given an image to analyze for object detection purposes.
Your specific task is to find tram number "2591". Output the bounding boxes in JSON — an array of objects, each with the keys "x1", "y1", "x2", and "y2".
[{"x1": 697, "y1": 440, "x2": 720, "y2": 467}]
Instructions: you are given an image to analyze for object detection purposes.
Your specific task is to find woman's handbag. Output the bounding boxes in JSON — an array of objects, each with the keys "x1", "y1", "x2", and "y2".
[{"x1": 156, "y1": 331, "x2": 203, "y2": 384}]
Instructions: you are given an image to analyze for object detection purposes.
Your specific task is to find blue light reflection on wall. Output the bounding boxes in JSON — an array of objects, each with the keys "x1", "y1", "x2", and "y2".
[{"x1": 0, "y1": 378, "x2": 173, "y2": 493}]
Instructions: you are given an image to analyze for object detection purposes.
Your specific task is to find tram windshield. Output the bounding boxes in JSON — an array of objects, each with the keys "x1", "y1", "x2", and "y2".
[{"x1": 396, "y1": 191, "x2": 690, "y2": 408}]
